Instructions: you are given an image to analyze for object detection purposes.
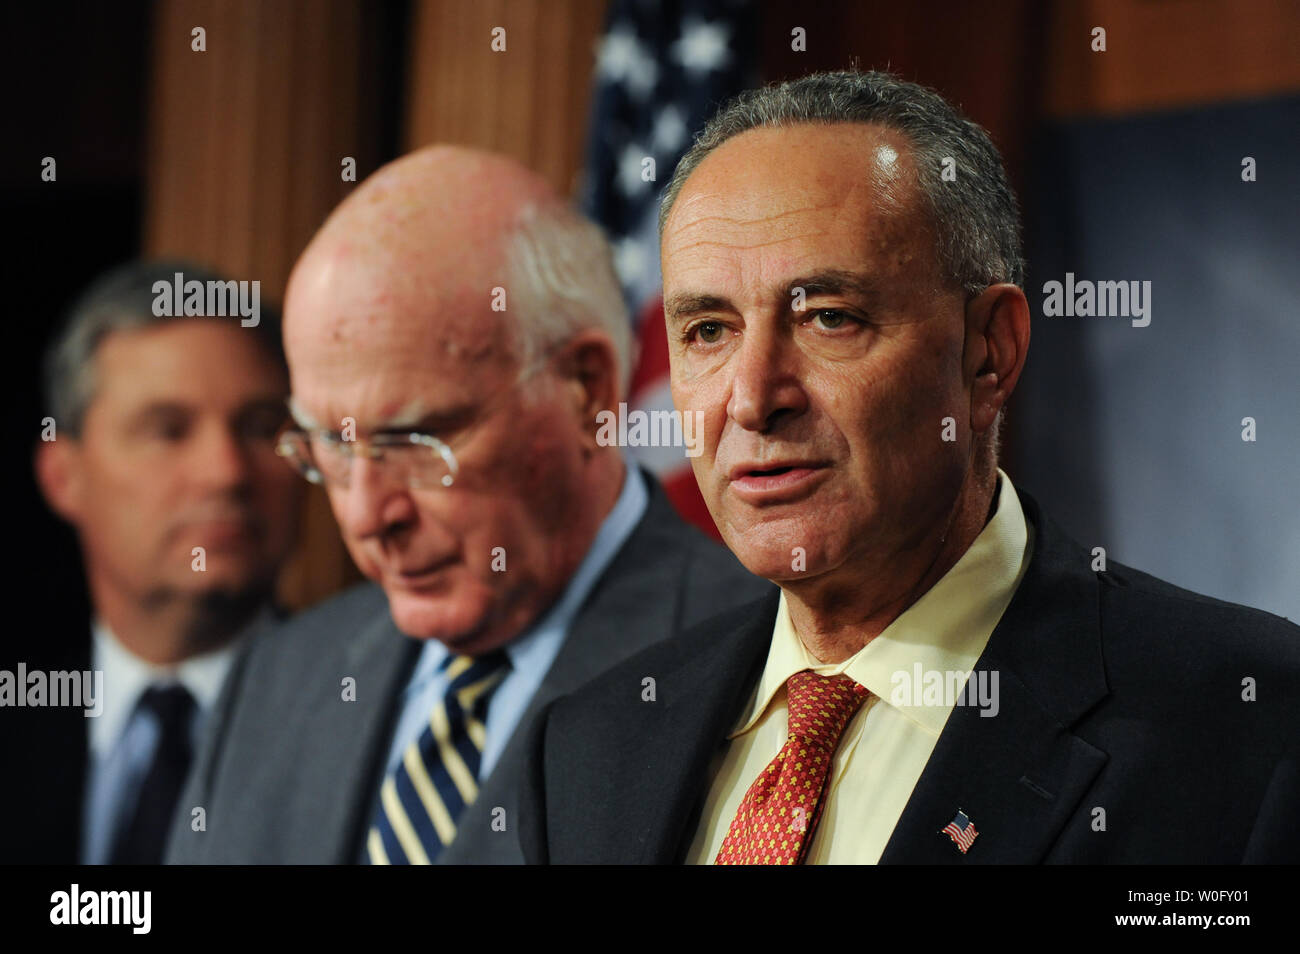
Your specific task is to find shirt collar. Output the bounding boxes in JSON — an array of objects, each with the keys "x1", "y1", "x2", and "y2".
[
  {"x1": 403, "y1": 460, "x2": 650, "y2": 694},
  {"x1": 732, "y1": 467, "x2": 1033, "y2": 738},
  {"x1": 89, "y1": 608, "x2": 266, "y2": 755}
]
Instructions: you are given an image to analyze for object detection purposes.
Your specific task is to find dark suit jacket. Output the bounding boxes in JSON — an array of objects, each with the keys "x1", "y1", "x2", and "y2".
[
  {"x1": 518, "y1": 488, "x2": 1300, "y2": 864},
  {"x1": 164, "y1": 473, "x2": 772, "y2": 864},
  {"x1": 1, "y1": 630, "x2": 91, "y2": 864},
  {"x1": 1, "y1": 608, "x2": 282, "y2": 865}
]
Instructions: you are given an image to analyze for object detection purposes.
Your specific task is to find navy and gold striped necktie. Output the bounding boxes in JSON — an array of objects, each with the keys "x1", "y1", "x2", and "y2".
[{"x1": 367, "y1": 650, "x2": 510, "y2": 864}]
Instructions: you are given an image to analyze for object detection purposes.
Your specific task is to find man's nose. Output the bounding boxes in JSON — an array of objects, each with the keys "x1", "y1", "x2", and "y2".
[
  {"x1": 726, "y1": 326, "x2": 808, "y2": 432},
  {"x1": 330, "y1": 456, "x2": 417, "y2": 541},
  {"x1": 194, "y1": 424, "x2": 256, "y2": 490}
]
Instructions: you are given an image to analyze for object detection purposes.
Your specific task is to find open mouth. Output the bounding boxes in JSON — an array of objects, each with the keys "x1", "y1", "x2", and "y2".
[{"x1": 728, "y1": 463, "x2": 828, "y2": 502}]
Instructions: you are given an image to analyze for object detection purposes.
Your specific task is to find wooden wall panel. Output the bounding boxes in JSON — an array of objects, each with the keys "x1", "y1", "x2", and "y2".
[
  {"x1": 404, "y1": 0, "x2": 608, "y2": 195},
  {"x1": 142, "y1": 0, "x2": 378, "y2": 609},
  {"x1": 1044, "y1": 0, "x2": 1300, "y2": 118},
  {"x1": 143, "y1": 0, "x2": 372, "y2": 292}
]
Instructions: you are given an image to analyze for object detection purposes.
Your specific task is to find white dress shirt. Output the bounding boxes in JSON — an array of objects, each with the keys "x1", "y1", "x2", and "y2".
[{"x1": 687, "y1": 468, "x2": 1034, "y2": 863}]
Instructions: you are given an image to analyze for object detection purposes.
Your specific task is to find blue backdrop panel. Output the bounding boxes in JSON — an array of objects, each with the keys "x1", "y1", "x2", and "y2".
[{"x1": 1017, "y1": 95, "x2": 1299, "y2": 621}]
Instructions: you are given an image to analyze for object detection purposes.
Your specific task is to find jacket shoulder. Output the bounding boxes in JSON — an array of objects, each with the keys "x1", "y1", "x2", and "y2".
[
  {"x1": 201, "y1": 582, "x2": 391, "y2": 744},
  {"x1": 1098, "y1": 557, "x2": 1300, "y2": 674},
  {"x1": 240, "y1": 581, "x2": 388, "y2": 667},
  {"x1": 1020, "y1": 487, "x2": 1299, "y2": 678}
]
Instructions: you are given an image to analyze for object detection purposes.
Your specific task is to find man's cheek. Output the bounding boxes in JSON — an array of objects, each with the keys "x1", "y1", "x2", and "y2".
[
  {"x1": 689, "y1": 454, "x2": 714, "y2": 492},
  {"x1": 458, "y1": 514, "x2": 508, "y2": 577}
]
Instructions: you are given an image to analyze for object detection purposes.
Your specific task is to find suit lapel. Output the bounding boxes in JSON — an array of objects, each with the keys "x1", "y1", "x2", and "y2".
[
  {"x1": 633, "y1": 590, "x2": 780, "y2": 863},
  {"x1": 538, "y1": 471, "x2": 692, "y2": 691},
  {"x1": 879, "y1": 490, "x2": 1110, "y2": 863},
  {"x1": 298, "y1": 605, "x2": 420, "y2": 863}
]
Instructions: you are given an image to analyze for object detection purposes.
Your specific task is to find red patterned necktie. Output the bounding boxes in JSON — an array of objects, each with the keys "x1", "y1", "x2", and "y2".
[{"x1": 715, "y1": 670, "x2": 870, "y2": 865}]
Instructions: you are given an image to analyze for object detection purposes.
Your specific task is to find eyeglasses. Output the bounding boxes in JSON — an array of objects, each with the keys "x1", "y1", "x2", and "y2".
[
  {"x1": 276, "y1": 427, "x2": 459, "y2": 489},
  {"x1": 277, "y1": 345, "x2": 566, "y2": 490}
]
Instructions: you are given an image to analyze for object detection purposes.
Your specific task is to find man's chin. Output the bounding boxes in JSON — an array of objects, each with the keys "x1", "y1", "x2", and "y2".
[
  {"x1": 159, "y1": 571, "x2": 271, "y2": 604},
  {"x1": 719, "y1": 519, "x2": 837, "y2": 584},
  {"x1": 385, "y1": 590, "x2": 488, "y2": 643}
]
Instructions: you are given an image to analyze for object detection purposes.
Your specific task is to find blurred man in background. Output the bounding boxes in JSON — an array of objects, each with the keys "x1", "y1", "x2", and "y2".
[
  {"x1": 3, "y1": 261, "x2": 300, "y2": 864},
  {"x1": 166, "y1": 146, "x2": 770, "y2": 865}
]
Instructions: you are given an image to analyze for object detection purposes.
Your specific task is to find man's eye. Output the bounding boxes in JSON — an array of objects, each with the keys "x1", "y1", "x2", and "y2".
[
  {"x1": 810, "y1": 310, "x2": 852, "y2": 330},
  {"x1": 689, "y1": 321, "x2": 725, "y2": 344},
  {"x1": 146, "y1": 418, "x2": 189, "y2": 441}
]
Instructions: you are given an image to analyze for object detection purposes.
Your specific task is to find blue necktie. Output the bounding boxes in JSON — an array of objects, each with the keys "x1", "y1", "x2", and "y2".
[
  {"x1": 109, "y1": 684, "x2": 196, "y2": 865},
  {"x1": 367, "y1": 651, "x2": 510, "y2": 864}
]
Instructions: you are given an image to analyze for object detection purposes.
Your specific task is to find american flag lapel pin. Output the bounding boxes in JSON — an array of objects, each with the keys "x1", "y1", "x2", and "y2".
[{"x1": 940, "y1": 809, "x2": 979, "y2": 854}]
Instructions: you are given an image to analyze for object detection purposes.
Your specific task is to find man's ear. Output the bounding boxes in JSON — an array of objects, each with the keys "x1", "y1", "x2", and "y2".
[
  {"x1": 553, "y1": 331, "x2": 621, "y2": 445},
  {"x1": 34, "y1": 435, "x2": 86, "y2": 525},
  {"x1": 963, "y1": 283, "x2": 1030, "y2": 435}
]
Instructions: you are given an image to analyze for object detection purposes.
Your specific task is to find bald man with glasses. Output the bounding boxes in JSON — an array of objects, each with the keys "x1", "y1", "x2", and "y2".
[{"x1": 164, "y1": 146, "x2": 770, "y2": 865}]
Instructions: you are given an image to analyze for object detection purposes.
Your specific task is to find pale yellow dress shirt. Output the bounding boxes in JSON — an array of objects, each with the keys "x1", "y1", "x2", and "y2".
[{"x1": 686, "y1": 467, "x2": 1034, "y2": 864}]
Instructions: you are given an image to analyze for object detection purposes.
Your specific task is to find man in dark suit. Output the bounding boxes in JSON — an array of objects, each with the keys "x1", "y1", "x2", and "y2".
[
  {"x1": 164, "y1": 146, "x2": 771, "y2": 864},
  {"x1": 4, "y1": 260, "x2": 299, "y2": 864},
  {"x1": 518, "y1": 71, "x2": 1300, "y2": 864}
]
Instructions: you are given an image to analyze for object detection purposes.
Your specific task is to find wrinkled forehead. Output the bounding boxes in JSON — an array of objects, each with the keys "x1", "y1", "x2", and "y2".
[
  {"x1": 663, "y1": 123, "x2": 927, "y2": 257},
  {"x1": 77, "y1": 322, "x2": 288, "y2": 437},
  {"x1": 284, "y1": 246, "x2": 520, "y2": 430},
  {"x1": 283, "y1": 148, "x2": 560, "y2": 427},
  {"x1": 286, "y1": 334, "x2": 516, "y2": 433},
  {"x1": 660, "y1": 126, "x2": 944, "y2": 307}
]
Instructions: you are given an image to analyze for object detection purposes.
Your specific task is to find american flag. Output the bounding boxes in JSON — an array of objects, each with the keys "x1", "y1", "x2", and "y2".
[
  {"x1": 942, "y1": 809, "x2": 979, "y2": 854},
  {"x1": 580, "y1": 0, "x2": 757, "y2": 538}
]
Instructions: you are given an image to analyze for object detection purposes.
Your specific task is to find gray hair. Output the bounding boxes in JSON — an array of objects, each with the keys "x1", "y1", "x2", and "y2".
[
  {"x1": 504, "y1": 203, "x2": 632, "y2": 397},
  {"x1": 659, "y1": 70, "x2": 1025, "y2": 296},
  {"x1": 658, "y1": 69, "x2": 1021, "y2": 469},
  {"x1": 43, "y1": 260, "x2": 284, "y2": 437}
]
